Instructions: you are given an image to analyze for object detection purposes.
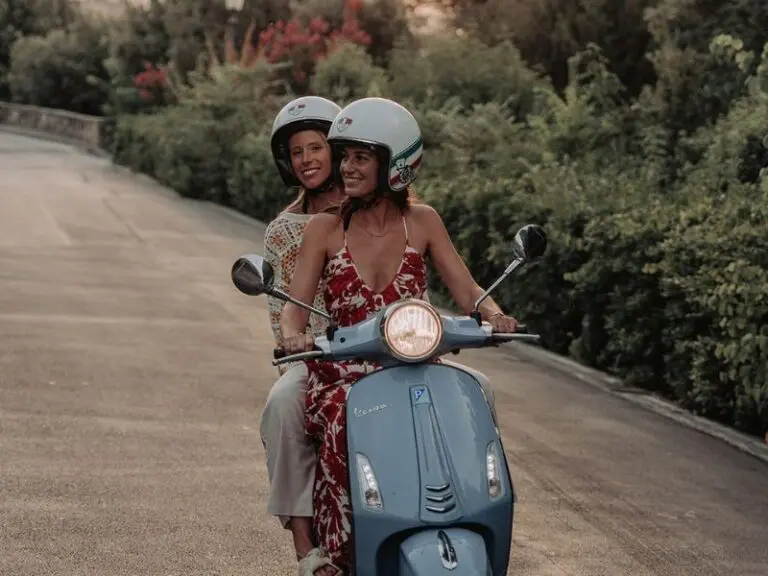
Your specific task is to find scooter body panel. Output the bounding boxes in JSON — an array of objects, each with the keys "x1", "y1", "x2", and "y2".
[{"x1": 346, "y1": 363, "x2": 513, "y2": 575}]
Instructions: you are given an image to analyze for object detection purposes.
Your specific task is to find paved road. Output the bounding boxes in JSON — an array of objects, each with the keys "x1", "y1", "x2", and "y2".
[{"x1": 1, "y1": 132, "x2": 766, "y2": 576}]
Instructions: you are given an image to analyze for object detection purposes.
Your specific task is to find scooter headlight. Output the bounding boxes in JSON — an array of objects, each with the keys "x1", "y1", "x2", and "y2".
[{"x1": 380, "y1": 300, "x2": 443, "y2": 362}]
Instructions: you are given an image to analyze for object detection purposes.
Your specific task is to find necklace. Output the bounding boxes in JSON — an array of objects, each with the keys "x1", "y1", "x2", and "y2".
[
  {"x1": 360, "y1": 224, "x2": 394, "y2": 238},
  {"x1": 352, "y1": 197, "x2": 399, "y2": 238},
  {"x1": 358, "y1": 214, "x2": 399, "y2": 238}
]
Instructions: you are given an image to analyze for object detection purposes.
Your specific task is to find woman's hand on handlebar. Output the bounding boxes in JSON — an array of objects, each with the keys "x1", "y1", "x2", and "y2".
[
  {"x1": 488, "y1": 312, "x2": 519, "y2": 333},
  {"x1": 282, "y1": 332, "x2": 316, "y2": 354}
]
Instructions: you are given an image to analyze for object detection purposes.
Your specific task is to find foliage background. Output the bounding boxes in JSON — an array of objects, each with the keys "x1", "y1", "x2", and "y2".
[{"x1": 2, "y1": 0, "x2": 768, "y2": 437}]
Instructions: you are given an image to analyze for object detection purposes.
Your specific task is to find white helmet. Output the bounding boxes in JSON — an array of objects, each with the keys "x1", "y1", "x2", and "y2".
[
  {"x1": 270, "y1": 96, "x2": 342, "y2": 188},
  {"x1": 327, "y1": 97, "x2": 423, "y2": 193}
]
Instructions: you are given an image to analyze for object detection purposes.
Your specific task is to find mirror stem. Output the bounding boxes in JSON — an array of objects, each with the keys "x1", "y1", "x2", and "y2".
[
  {"x1": 471, "y1": 258, "x2": 524, "y2": 323},
  {"x1": 269, "y1": 287, "x2": 333, "y2": 322}
]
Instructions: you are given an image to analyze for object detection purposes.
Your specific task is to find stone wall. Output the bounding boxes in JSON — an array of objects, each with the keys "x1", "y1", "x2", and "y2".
[{"x1": 0, "y1": 102, "x2": 106, "y2": 151}]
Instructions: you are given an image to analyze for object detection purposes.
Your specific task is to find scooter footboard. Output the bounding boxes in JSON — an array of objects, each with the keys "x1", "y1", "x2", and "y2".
[{"x1": 399, "y1": 528, "x2": 492, "y2": 575}]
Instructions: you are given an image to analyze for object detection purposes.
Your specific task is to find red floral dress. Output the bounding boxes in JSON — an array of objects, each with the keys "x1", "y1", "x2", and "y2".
[{"x1": 305, "y1": 219, "x2": 428, "y2": 569}]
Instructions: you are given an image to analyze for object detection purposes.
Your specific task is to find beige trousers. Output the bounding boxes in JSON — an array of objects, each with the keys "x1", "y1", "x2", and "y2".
[{"x1": 258, "y1": 359, "x2": 497, "y2": 528}]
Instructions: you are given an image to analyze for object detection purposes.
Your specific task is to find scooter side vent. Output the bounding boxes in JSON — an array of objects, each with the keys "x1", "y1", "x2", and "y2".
[{"x1": 424, "y1": 483, "x2": 456, "y2": 513}]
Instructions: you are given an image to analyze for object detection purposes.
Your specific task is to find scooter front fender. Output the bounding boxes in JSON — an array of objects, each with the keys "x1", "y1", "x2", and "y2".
[{"x1": 399, "y1": 528, "x2": 492, "y2": 575}]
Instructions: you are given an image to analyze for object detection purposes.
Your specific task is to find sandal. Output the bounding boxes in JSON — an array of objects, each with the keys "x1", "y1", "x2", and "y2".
[{"x1": 297, "y1": 547, "x2": 343, "y2": 576}]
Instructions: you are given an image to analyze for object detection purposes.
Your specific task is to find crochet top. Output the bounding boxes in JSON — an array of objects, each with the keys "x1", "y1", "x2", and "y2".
[{"x1": 264, "y1": 210, "x2": 330, "y2": 374}]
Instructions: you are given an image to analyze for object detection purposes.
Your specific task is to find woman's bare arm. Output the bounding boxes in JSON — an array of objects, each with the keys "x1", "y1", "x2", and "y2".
[
  {"x1": 417, "y1": 205, "x2": 506, "y2": 321},
  {"x1": 280, "y1": 213, "x2": 338, "y2": 339}
]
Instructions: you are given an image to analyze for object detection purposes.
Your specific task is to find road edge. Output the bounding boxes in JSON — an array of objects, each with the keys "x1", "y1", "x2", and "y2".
[{"x1": 502, "y1": 341, "x2": 768, "y2": 465}]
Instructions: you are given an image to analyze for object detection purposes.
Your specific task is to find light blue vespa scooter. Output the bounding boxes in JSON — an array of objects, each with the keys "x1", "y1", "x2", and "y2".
[{"x1": 232, "y1": 224, "x2": 547, "y2": 575}]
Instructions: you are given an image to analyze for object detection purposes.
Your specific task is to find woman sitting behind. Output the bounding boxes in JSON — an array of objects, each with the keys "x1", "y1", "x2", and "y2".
[{"x1": 280, "y1": 97, "x2": 519, "y2": 576}]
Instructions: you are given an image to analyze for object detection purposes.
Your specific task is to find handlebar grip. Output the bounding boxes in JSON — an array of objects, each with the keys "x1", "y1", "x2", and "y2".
[
  {"x1": 274, "y1": 345, "x2": 324, "y2": 359},
  {"x1": 272, "y1": 349, "x2": 325, "y2": 366},
  {"x1": 492, "y1": 332, "x2": 541, "y2": 344}
]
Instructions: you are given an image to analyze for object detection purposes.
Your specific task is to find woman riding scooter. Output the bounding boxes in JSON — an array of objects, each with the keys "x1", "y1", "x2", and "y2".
[
  {"x1": 260, "y1": 95, "x2": 345, "y2": 570},
  {"x1": 281, "y1": 97, "x2": 520, "y2": 575}
]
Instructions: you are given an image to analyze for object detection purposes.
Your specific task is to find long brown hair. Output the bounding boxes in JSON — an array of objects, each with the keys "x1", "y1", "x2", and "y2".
[{"x1": 283, "y1": 187, "x2": 310, "y2": 214}]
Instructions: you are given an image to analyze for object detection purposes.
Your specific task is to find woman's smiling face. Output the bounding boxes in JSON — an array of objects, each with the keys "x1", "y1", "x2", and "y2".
[
  {"x1": 339, "y1": 145, "x2": 379, "y2": 197},
  {"x1": 288, "y1": 130, "x2": 332, "y2": 189}
]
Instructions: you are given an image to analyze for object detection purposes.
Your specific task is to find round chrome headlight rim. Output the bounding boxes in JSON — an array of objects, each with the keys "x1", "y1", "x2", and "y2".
[{"x1": 379, "y1": 299, "x2": 444, "y2": 363}]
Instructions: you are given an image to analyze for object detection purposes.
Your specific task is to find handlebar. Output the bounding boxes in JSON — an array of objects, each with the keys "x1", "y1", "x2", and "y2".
[
  {"x1": 486, "y1": 322, "x2": 541, "y2": 342},
  {"x1": 272, "y1": 324, "x2": 540, "y2": 366}
]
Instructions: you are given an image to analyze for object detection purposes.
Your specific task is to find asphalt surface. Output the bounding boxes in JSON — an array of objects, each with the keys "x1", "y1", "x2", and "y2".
[{"x1": 1, "y1": 132, "x2": 766, "y2": 576}]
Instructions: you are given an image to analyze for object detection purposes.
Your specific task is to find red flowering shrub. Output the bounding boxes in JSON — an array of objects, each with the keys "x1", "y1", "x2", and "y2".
[
  {"x1": 133, "y1": 62, "x2": 169, "y2": 104},
  {"x1": 256, "y1": 0, "x2": 371, "y2": 90}
]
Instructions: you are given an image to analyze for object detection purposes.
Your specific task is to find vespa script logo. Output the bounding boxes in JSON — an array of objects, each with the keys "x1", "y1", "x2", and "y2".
[{"x1": 353, "y1": 404, "x2": 389, "y2": 418}]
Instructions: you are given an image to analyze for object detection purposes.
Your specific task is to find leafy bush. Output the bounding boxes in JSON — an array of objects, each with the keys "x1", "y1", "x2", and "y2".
[
  {"x1": 445, "y1": 0, "x2": 656, "y2": 96},
  {"x1": 228, "y1": 130, "x2": 288, "y2": 221},
  {"x1": 112, "y1": 62, "x2": 285, "y2": 205},
  {"x1": 310, "y1": 42, "x2": 389, "y2": 104},
  {"x1": 388, "y1": 35, "x2": 542, "y2": 117},
  {"x1": 293, "y1": 0, "x2": 412, "y2": 66},
  {"x1": 256, "y1": 9, "x2": 372, "y2": 93},
  {"x1": 654, "y1": 193, "x2": 768, "y2": 432},
  {"x1": 0, "y1": 0, "x2": 83, "y2": 98},
  {"x1": 110, "y1": 114, "x2": 159, "y2": 175},
  {"x1": 7, "y1": 12, "x2": 110, "y2": 114}
]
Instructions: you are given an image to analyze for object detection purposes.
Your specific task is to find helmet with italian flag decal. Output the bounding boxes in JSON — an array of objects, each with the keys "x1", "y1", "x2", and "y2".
[{"x1": 326, "y1": 97, "x2": 423, "y2": 193}]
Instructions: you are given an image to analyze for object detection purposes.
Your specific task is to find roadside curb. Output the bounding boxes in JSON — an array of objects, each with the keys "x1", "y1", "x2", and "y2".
[
  {"x1": 103, "y1": 161, "x2": 269, "y2": 237},
  {"x1": 0, "y1": 125, "x2": 109, "y2": 158},
  {"x1": 203, "y1": 201, "x2": 269, "y2": 235},
  {"x1": 503, "y1": 340, "x2": 768, "y2": 466},
  {"x1": 18, "y1": 129, "x2": 766, "y2": 466}
]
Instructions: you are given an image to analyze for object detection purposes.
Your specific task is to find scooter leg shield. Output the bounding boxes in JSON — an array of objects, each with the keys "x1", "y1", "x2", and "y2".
[{"x1": 398, "y1": 528, "x2": 493, "y2": 575}]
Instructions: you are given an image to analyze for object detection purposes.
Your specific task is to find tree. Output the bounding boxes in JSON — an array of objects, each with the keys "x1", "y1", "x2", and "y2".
[{"x1": 0, "y1": 0, "x2": 80, "y2": 98}]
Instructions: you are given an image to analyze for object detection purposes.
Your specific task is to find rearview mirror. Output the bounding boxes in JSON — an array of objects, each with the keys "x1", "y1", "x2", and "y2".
[
  {"x1": 471, "y1": 223, "x2": 548, "y2": 322},
  {"x1": 512, "y1": 224, "x2": 547, "y2": 262},
  {"x1": 231, "y1": 254, "x2": 274, "y2": 296}
]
